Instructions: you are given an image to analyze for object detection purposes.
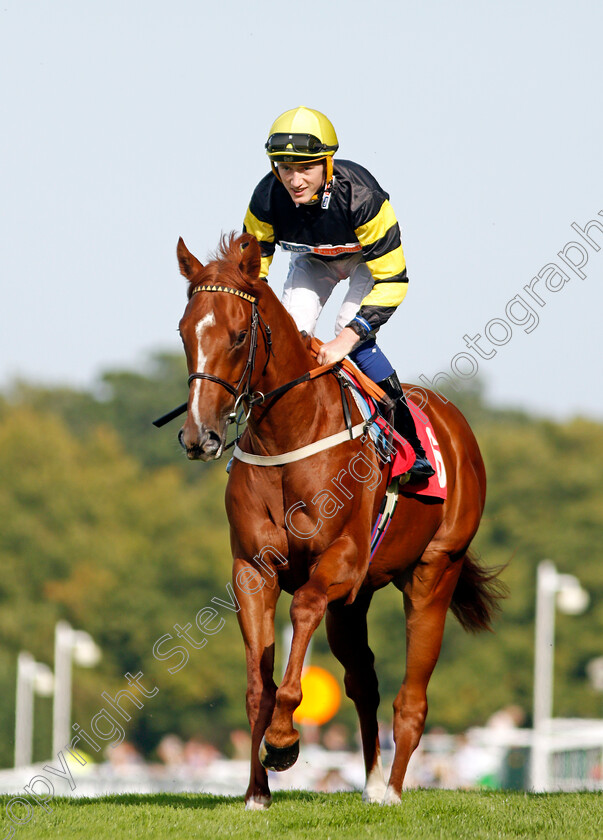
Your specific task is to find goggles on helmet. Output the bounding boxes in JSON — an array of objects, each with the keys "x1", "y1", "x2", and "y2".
[{"x1": 265, "y1": 132, "x2": 337, "y2": 157}]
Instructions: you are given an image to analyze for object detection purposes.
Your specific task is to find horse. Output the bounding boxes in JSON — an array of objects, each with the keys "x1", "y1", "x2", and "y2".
[{"x1": 174, "y1": 232, "x2": 504, "y2": 809}]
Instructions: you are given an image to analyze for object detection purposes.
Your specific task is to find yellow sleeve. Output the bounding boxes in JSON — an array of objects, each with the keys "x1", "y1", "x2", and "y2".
[{"x1": 243, "y1": 206, "x2": 275, "y2": 278}]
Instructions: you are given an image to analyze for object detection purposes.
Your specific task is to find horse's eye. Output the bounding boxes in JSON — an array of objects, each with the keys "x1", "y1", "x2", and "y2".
[{"x1": 234, "y1": 330, "x2": 247, "y2": 347}]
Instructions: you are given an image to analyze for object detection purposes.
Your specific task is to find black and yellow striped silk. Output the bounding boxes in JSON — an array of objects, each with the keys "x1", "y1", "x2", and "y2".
[{"x1": 243, "y1": 159, "x2": 408, "y2": 332}]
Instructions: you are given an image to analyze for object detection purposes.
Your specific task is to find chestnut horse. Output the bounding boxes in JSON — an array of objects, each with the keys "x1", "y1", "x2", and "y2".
[{"x1": 175, "y1": 233, "x2": 502, "y2": 809}]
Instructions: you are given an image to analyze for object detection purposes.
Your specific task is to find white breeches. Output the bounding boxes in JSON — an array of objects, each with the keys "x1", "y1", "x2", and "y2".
[{"x1": 281, "y1": 253, "x2": 374, "y2": 337}]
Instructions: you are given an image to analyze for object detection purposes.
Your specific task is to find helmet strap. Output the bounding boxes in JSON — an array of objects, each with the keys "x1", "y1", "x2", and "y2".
[{"x1": 321, "y1": 156, "x2": 334, "y2": 209}]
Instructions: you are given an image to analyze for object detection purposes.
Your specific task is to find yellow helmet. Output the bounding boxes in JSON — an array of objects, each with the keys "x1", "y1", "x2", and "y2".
[{"x1": 265, "y1": 106, "x2": 339, "y2": 162}]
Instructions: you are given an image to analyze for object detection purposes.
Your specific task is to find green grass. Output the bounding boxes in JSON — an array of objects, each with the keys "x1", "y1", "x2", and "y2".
[{"x1": 1, "y1": 790, "x2": 601, "y2": 840}]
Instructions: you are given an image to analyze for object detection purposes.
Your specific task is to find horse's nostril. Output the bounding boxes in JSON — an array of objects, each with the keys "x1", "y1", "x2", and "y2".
[
  {"x1": 204, "y1": 430, "x2": 222, "y2": 454},
  {"x1": 180, "y1": 425, "x2": 222, "y2": 459}
]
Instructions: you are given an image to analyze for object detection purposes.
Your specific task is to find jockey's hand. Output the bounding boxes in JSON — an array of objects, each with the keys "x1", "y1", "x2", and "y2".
[{"x1": 316, "y1": 327, "x2": 359, "y2": 366}]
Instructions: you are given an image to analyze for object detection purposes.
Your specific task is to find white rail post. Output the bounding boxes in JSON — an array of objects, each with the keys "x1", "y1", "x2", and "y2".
[
  {"x1": 52, "y1": 621, "x2": 101, "y2": 758},
  {"x1": 531, "y1": 560, "x2": 589, "y2": 791},
  {"x1": 15, "y1": 653, "x2": 54, "y2": 767},
  {"x1": 15, "y1": 652, "x2": 35, "y2": 767}
]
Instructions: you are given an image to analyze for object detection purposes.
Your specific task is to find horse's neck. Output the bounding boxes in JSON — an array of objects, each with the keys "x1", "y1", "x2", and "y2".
[{"x1": 246, "y1": 302, "x2": 338, "y2": 455}]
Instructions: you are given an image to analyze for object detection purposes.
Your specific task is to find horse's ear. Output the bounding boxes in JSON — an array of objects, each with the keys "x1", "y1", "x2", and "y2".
[
  {"x1": 177, "y1": 237, "x2": 204, "y2": 280},
  {"x1": 238, "y1": 234, "x2": 261, "y2": 281}
]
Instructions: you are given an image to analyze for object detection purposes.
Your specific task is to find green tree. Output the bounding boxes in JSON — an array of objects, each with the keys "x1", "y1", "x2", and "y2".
[
  {"x1": 11, "y1": 352, "x2": 195, "y2": 474},
  {"x1": 0, "y1": 404, "x2": 244, "y2": 768}
]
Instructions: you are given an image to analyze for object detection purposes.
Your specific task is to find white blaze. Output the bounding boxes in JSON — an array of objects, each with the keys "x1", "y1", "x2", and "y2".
[{"x1": 191, "y1": 312, "x2": 215, "y2": 430}]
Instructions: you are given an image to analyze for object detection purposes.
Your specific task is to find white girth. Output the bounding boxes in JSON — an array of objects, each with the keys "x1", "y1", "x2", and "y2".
[{"x1": 232, "y1": 420, "x2": 367, "y2": 467}]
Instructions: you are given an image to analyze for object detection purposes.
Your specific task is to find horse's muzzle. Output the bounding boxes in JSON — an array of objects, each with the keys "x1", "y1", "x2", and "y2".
[{"x1": 178, "y1": 426, "x2": 223, "y2": 460}]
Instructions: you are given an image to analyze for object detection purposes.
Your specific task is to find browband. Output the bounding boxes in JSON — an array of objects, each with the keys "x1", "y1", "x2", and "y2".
[{"x1": 190, "y1": 284, "x2": 257, "y2": 303}]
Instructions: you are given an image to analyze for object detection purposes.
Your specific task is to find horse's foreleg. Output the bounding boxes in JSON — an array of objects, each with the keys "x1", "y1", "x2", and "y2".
[
  {"x1": 261, "y1": 535, "x2": 364, "y2": 772},
  {"x1": 385, "y1": 553, "x2": 463, "y2": 804},
  {"x1": 235, "y1": 560, "x2": 280, "y2": 810},
  {"x1": 326, "y1": 591, "x2": 386, "y2": 803},
  {"x1": 259, "y1": 578, "x2": 327, "y2": 771}
]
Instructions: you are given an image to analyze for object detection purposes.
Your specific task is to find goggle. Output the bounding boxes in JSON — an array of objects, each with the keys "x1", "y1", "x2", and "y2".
[{"x1": 265, "y1": 133, "x2": 336, "y2": 155}]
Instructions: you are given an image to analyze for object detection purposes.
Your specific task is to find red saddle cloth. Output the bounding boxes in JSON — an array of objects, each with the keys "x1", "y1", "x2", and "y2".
[
  {"x1": 340, "y1": 367, "x2": 447, "y2": 501},
  {"x1": 389, "y1": 400, "x2": 447, "y2": 500}
]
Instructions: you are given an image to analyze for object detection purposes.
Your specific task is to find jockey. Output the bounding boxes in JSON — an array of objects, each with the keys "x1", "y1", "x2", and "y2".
[{"x1": 243, "y1": 106, "x2": 434, "y2": 481}]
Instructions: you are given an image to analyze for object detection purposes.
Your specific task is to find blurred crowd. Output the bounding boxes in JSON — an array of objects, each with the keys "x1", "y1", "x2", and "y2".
[{"x1": 95, "y1": 704, "x2": 534, "y2": 793}]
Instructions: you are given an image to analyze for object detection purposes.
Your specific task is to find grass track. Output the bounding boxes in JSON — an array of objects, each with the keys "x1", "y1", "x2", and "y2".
[{"x1": 1, "y1": 790, "x2": 601, "y2": 840}]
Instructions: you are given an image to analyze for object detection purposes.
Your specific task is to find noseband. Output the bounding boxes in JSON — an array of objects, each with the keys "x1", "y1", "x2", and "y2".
[{"x1": 186, "y1": 284, "x2": 273, "y2": 415}]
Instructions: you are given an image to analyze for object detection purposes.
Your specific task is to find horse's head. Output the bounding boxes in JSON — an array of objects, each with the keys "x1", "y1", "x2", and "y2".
[{"x1": 177, "y1": 233, "x2": 266, "y2": 460}]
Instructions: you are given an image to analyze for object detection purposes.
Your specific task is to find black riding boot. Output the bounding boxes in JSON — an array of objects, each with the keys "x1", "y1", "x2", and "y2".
[{"x1": 377, "y1": 372, "x2": 436, "y2": 481}]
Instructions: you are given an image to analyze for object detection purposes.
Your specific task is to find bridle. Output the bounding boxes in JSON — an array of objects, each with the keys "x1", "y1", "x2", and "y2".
[{"x1": 186, "y1": 284, "x2": 273, "y2": 423}]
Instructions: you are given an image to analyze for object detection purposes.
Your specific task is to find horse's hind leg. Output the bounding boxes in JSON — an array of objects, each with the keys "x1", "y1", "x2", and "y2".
[
  {"x1": 327, "y1": 591, "x2": 387, "y2": 803},
  {"x1": 385, "y1": 550, "x2": 463, "y2": 804}
]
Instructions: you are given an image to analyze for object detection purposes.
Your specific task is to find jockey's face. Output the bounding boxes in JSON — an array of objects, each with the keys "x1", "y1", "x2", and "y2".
[{"x1": 276, "y1": 160, "x2": 326, "y2": 204}]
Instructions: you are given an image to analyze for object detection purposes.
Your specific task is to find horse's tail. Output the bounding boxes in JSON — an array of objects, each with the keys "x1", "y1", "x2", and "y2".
[{"x1": 450, "y1": 549, "x2": 508, "y2": 632}]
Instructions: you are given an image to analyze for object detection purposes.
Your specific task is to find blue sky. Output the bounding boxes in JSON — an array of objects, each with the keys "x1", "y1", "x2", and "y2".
[{"x1": 1, "y1": 0, "x2": 602, "y2": 419}]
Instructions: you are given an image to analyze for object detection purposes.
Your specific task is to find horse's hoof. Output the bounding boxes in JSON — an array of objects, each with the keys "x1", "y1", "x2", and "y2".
[
  {"x1": 245, "y1": 795, "x2": 272, "y2": 811},
  {"x1": 362, "y1": 787, "x2": 385, "y2": 804},
  {"x1": 381, "y1": 785, "x2": 402, "y2": 806},
  {"x1": 362, "y1": 763, "x2": 387, "y2": 803},
  {"x1": 258, "y1": 736, "x2": 300, "y2": 771},
  {"x1": 362, "y1": 781, "x2": 387, "y2": 803}
]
